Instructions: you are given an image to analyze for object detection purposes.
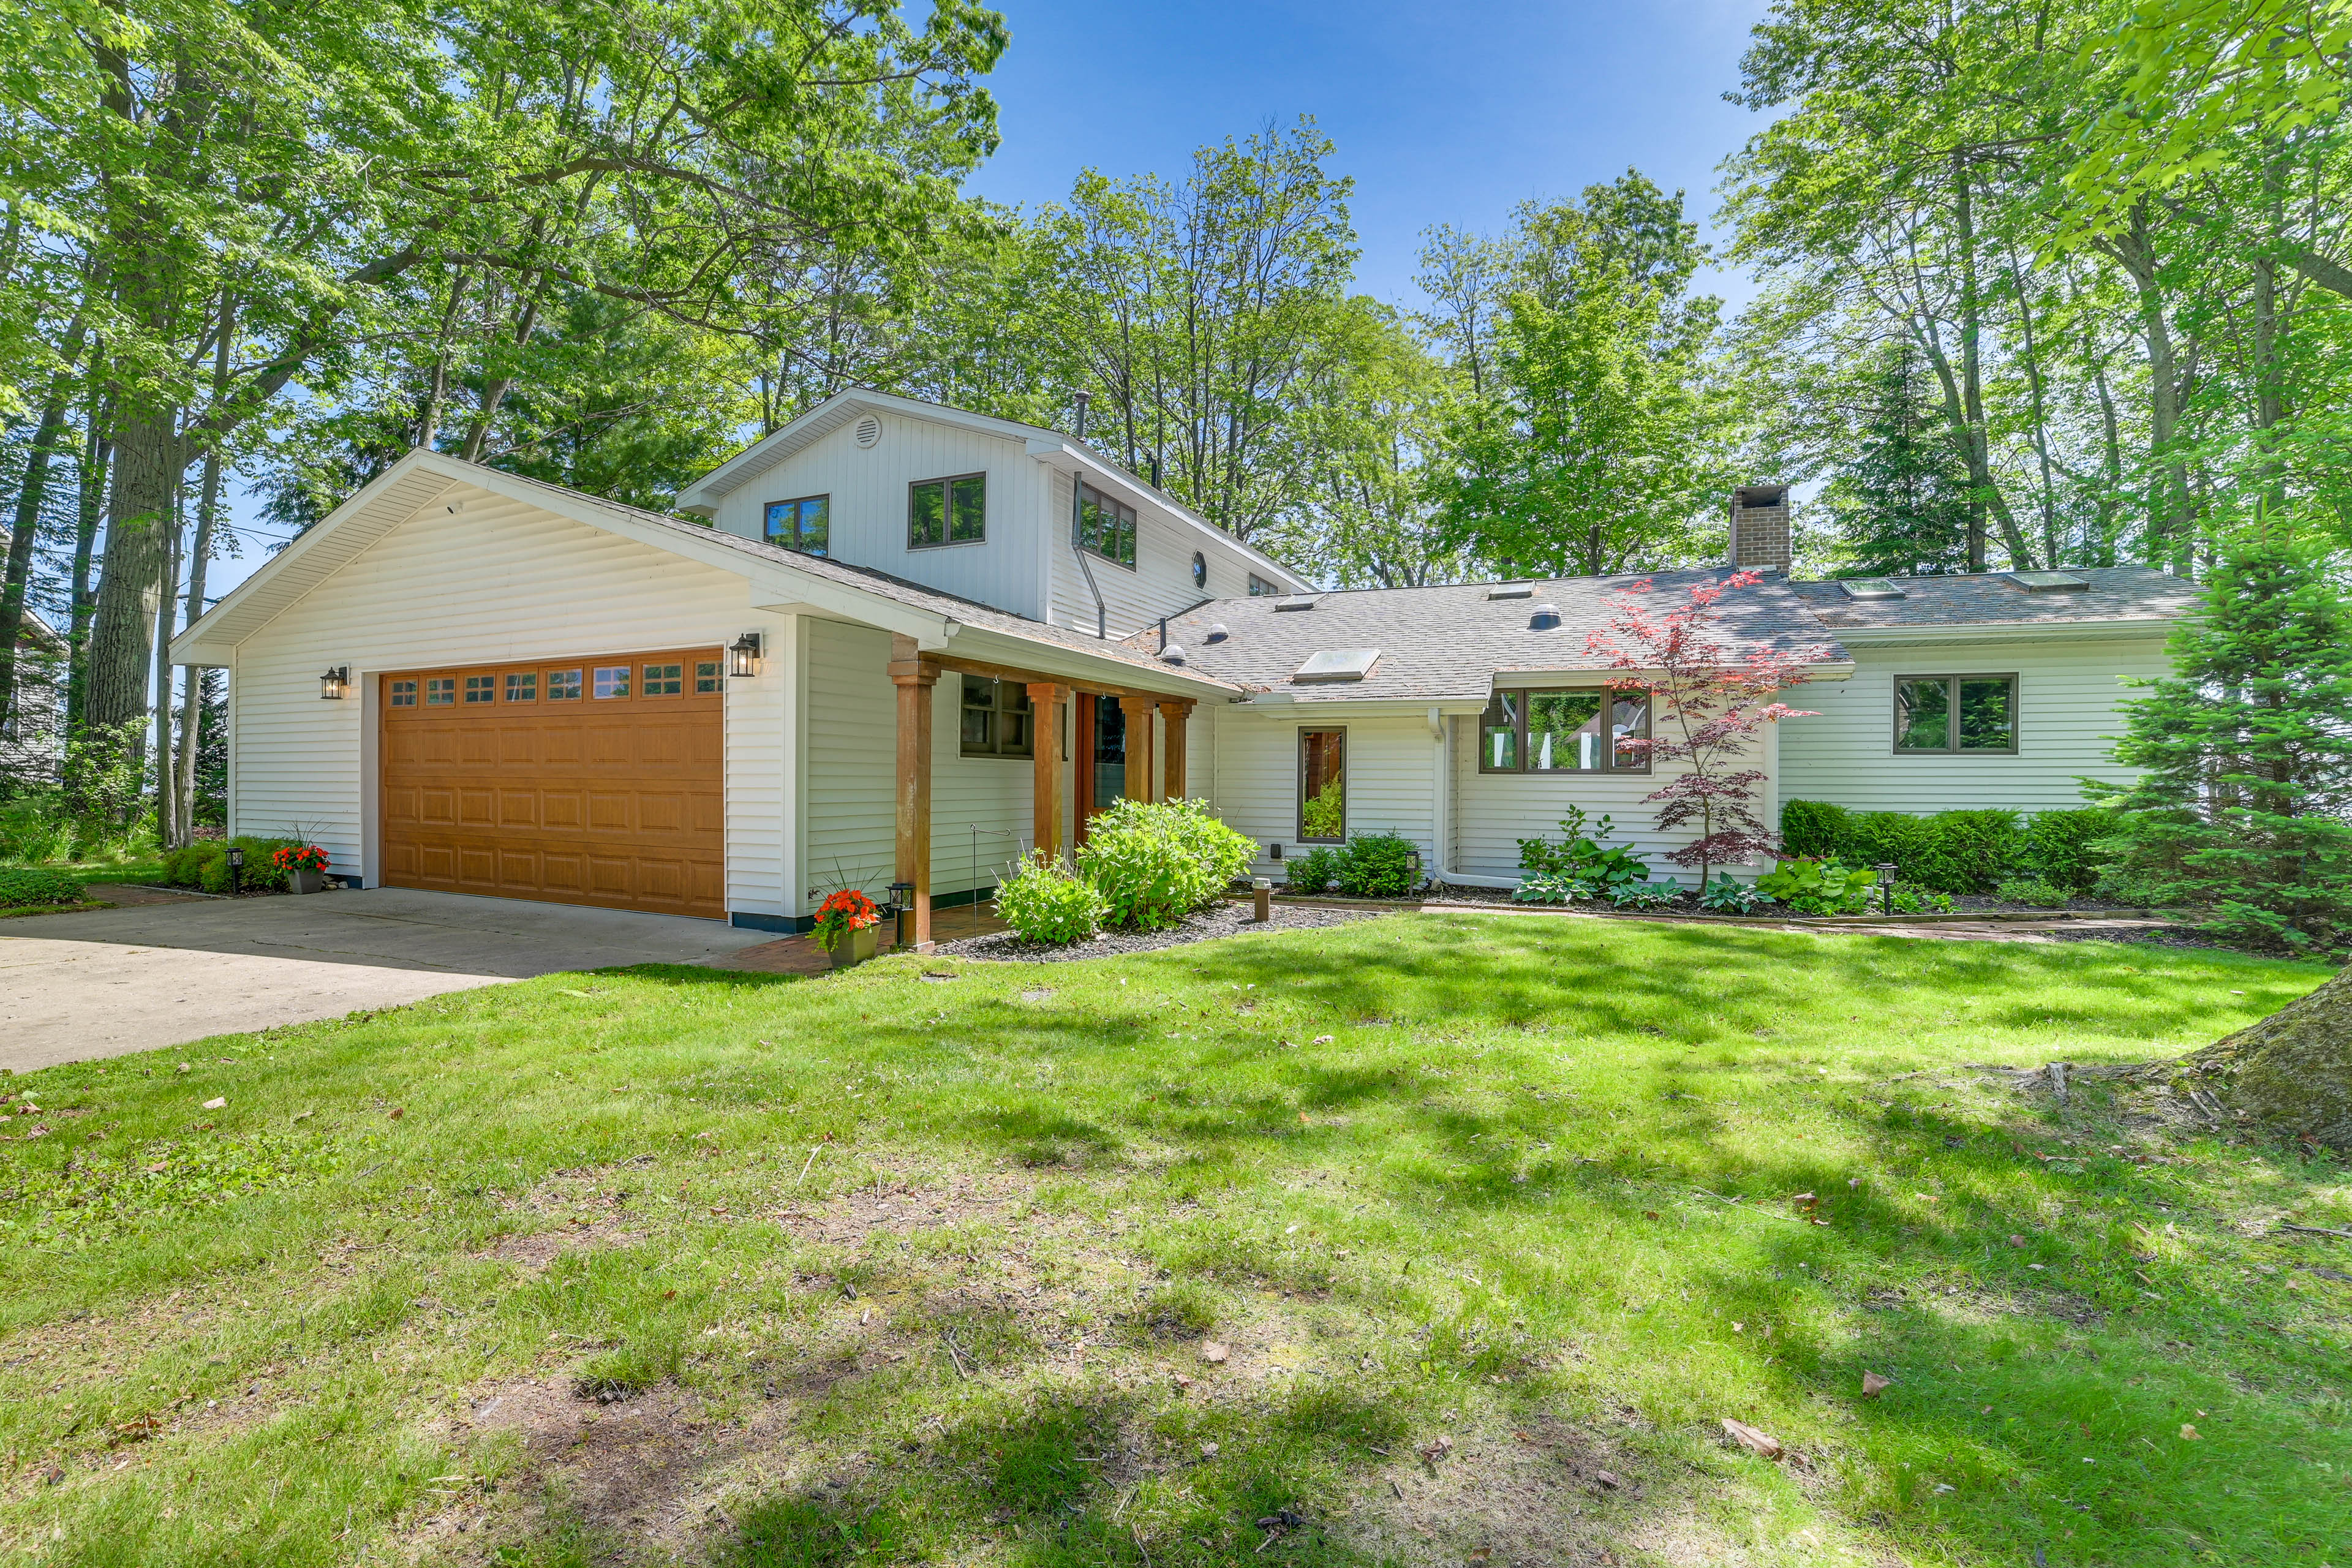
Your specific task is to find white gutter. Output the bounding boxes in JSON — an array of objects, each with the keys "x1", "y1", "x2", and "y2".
[{"x1": 1825, "y1": 619, "x2": 2175, "y2": 647}]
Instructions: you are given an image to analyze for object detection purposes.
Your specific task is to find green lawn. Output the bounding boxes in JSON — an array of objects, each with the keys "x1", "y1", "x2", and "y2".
[{"x1": 2, "y1": 914, "x2": 2346, "y2": 1567}]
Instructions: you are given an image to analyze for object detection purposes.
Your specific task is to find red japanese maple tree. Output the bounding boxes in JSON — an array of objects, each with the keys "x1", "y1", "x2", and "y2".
[{"x1": 1585, "y1": 570, "x2": 1829, "y2": 889}]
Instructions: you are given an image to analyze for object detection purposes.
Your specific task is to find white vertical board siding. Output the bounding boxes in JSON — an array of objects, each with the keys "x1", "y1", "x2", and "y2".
[
  {"x1": 225, "y1": 488, "x2": 785, "y2": 913},
  {"x1": 1777, "y1": 636, "x2": 2169, "y2": 815},
  {"x1": 1209, "y1": 707, "x2": 1438, "y2": 872},
  {"x1": 1047, "y1": 469, "x2": 1228, "y2": 637},
  {"x1": 709, "y1": 412, "x2": 1047, "y2": 618},
  {"x1": 800, "y1": 618, "x2": 899, "y2": 903}
]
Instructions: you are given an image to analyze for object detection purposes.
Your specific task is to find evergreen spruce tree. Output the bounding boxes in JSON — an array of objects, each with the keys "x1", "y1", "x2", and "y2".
[
  {"x1": 2095, "y1": 532, "x2": 2352, "y2": 952},
  {"x1": 1823, "y1": 344, "x2": 1975, "y2": 577}
]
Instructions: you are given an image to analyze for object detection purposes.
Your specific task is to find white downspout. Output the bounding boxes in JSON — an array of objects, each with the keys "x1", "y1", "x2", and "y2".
[{"x1": 1427, "y1": 705, "x2": 1449, "y2": 883}]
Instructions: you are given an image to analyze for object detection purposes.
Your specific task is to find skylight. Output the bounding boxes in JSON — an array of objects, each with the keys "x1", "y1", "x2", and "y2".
[
  {"x1": 2008, "y1": 570, "x2": 2090, "y2": 592},
  {"x1": 1292, "y1": 649, "x2": 1379, "y2": 683},
  {"x1": 1840, "y1": 578, "x2": 1908, "y2": 600},
  {"x1": 1486, "y1": 584, "x2": 1534, "y2": 600},
  {"x1": 1273, "y1": 595, "x2": 1321, "y2": 611}
]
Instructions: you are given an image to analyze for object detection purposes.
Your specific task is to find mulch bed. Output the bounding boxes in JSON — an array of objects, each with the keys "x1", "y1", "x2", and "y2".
[{"x1": 929, "y1": 899, "x2": 1383, "y2": 963}]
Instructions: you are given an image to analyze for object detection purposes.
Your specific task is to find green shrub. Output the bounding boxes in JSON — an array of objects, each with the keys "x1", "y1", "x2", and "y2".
[
  {"x1": 992, "y1": 851, "x2": 1109, "y2": 944},
  {"x1": 1845, "y1": 810, "x2": 1937, "y2": 884},
  {"x1": 2022, "y1": 807, "x2": 2116, "y2": 894},
  {"x1": 1700, "y1": 874, "x2": 1766, "y2": 913},
  {"x1": 1300, "y1": 780, "x2": 1344, "y2": 840},
  {"x1": 160, "y1": 840, "x2": 219, "y2": 888},
  {"x1": 1994, "y1": 876, "x2": 2071, "y2": 908},
  {"x1": 1606, "y1": 877, "x2": 1681, "y2": 908},
  {"x1": 1778, "y1": 799, "x2": 1852, "y2": 860},
  {"x1": 169, "y1": 835, "x2": 303, "y2": 894},
  {"x1": 1335, "y1": 833, "x2": 1421, "y2": 899},
  {"x1": 1284, "y1": 846, "x2": 1341, "y2": 895},
  {"x1": 1077, "y1": 799, "x2": 1253, "y2": 931},
  {"x1": 1512, "y1": 873, "x2": 1576, "y2": 905},
  {"x1": 1888, "y1": 885, "x2": 1954, "y2": 914},
  {"x1": 1516, "y1": 806, "x2": 1650, "y2": 899},
  {"x1": 0, "y1": 867, "x2": 85, "y2": 908},
  {"x1": 1755, "y1": 858, "x2": 1879, "y2": 915}
]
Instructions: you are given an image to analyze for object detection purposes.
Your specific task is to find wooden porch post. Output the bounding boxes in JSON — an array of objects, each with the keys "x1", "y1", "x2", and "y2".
[
  {"x1": 1158, "y1": 699, "x2": 1192, "y2": 802},
  {"x1": 1118, "y1": 693, "x2": 1156, "y2": 804},
  {"x1": 888, "y1": 635, "x2": 938, "y2": 949},
  {"x1": 1026, "y1": 682, "x2": 1068, "y2": 865}
]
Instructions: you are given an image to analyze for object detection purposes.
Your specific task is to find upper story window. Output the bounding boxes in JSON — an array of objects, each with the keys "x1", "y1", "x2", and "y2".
[
  {"x1": 1248, "y1": 573, "x2": 1281, "y2": 597},
  {"x1": 764, "y1": 495, "x2": 829, "y2": 556},
  {"x1": 1192, "y1": 551, "x2": 1207, "y2": 590},
  {"x1": 1076, "y1": 480, "x2": 1137, "y2": 568},
  {"x1": 1479, "y1": 687, "x2": 1651, "y2": 773},
  {"x1": 1895, "y1": 674, "x2": 2016, "y2": 754},
  {"x1": 911, "y1": 473, "x2": 986, "y2": 548},
  {"x1": 959, "y1": 676, "x2": 1033, "y2": 758}
]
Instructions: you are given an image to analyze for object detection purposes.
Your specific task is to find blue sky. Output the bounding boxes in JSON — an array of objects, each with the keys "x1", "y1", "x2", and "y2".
[{"x1": 203, "y1": 0, "x2": 1774, "y2": 603}]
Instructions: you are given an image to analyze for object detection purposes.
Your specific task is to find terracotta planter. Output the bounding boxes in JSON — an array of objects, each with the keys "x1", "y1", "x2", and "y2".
[
  {"x1": 827, "y1": 925, "x2": 878, "y2": 969},
  {"x1": 290, "y1": 867, "x2": 326, "y2": 895}
]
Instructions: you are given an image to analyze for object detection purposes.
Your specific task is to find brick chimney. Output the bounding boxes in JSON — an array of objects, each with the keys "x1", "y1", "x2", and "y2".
[{"x1": 1729, "y1": 484, "x2": 1793, "y2": 575}]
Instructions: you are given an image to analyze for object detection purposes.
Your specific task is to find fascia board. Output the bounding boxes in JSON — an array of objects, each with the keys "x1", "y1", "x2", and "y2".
[{"x1": 1830, "y1": 620, "x2": 2173, "y2": 648}]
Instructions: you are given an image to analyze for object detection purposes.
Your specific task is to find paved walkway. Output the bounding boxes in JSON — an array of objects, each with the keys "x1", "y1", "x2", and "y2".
[{"x1": 0, "y1": 888, "x2": 774, "y2": 1072}]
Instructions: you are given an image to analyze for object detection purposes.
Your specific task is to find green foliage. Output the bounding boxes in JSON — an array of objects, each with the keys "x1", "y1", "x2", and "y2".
[
  {"x1": 1335, "y1": 832, "x2": 1422, "y2": 899},
  {"x1": 162, "y1": 837, "x2": 303, "y2": 894},
  {"x1": 1820, "y1": 342, "x2": 1975, "y2": 575},
  {"x1": 0, "y1": 788, "x2": 155, "y2": 867},
  {"x1": 1605, "y1": 876, "x2": 1682, "y2": 908},
  {"x1": 0, "y1": 866, "x2": 83, "y2": 907},
  {"x1": 1300, "y1": 780, "x2": 1345, "y2": 840},
  {"x1": 2094, "y1": 534, "x2": 2352, "y2": 951},
  {"x1": 1283, "y1": 846, "x2": 1343, "y2": 895},
  {"x1": 1996, "y1": 876, "x2": 2071, "y2": 908},
  {"x1": 1781, "y1": 800, "x2": 2038, "y2": 895},
  {"x1": 1516, "y1": 806, "x2": 1651, "y2": 900},
  {"x1": 0, "y1": 1133, "x2": 339, "y2": 1250},
  {"x1": 1077, "y1": 800, "x2": 1254, "y2": 932},
  {"x1": 1512, "y1": 873, "x2": 1578, "y2": 906},
  {"x1": 1777, "y1": 798, "x2": 1851, "y2": 861},
  {"x1": 1754, "y1": 858, "x2": 1878, "y2": 916},
  {"x1": 2021, "y1": 808, "x2": 2117, "y2": 895},
  {"x1": 1887, "y1": 885, "x2": 1956, "y2": 915},
  {"x1": 991, "y1": 851, "x2": 1108, "y2": 946},
  {"x1": 1700, "y1": 873, "x2": 1767, "y2": 913}
]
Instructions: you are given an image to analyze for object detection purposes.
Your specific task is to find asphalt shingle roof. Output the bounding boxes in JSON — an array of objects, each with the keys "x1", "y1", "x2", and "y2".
[
  {"x1": 1785, "y1": 566, "x2": 2197, "y2": 631},
  {"x1": 1125, "y1": 570, "x2": 1850, "y2": 703}
]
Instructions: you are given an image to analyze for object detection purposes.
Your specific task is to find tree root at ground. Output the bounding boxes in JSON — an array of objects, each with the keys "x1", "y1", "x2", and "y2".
[{"x1": 2106, "y1": 970, "x2": 2352, "y2": 1152}]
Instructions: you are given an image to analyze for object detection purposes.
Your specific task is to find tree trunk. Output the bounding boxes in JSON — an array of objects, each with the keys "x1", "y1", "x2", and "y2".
[
  {"x1": 2106, "y1": 206, "x2": 2195, "y2": 570},
  {"x1": 85, "y1": 409, "x2": 181, "y2": 746},
  {"x1": 0, "y1": 375, "x2": 70, "y2": 733},
  {"x1": 66, "y1": 385, "x2": 111, "y2": 736},
  {"x1": 150, "y1": 499, "x2": 182, "y2": 846},
  {"x1": 2160, "y1": 970, "x2": 2352, "y2": 1152}
]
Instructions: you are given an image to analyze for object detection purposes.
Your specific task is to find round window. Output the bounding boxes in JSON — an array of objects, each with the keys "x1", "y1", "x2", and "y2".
[{"x1": 1192, "y1": 551, "x2": 1207, "y2": 590}]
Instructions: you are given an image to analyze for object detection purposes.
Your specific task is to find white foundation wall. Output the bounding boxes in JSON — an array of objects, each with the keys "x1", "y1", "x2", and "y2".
[
  {"x1": 1777, "y1": 636, "x2": 2169, "y2": 816},
  {"x1": 222, "y1": 488, "x2": 795, "y2": 919},
  {"x1": 1210, "y1": 707, "x2": 1440, "y2": 874}
]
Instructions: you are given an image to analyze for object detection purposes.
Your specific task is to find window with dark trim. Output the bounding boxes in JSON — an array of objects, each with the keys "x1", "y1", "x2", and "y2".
[
  {"x1": 1298, "y1": 727, "x2": 1346, "y2": 842},
  {"x1": 1894, "y1": 674, "x2": 2016, "y2": 754},
  {"x1": 1192, "y1": 551, "x2": 1207, "y2": 589},
  {"x1": 1076, "y1": 480, "x2": 1137, "y2": 568},
  {"x1": 1477, "y1": 687, "x2": 1651, "y2": 773},
  {"x1": 959, "y1": 676, "x2": 1033, "y2": 758},
  {"x1": 763, "y1": 494, "x2": 829, "y2": 556},
  {"x1": 910, "y1": 472, "x2": 986, "y2": 548},
  {"x1": 1248, "y1": 573, "x2": 1281, "y2": 597}
]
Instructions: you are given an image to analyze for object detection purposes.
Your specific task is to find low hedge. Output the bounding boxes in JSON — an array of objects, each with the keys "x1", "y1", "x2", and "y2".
[
  {"x1": 1779, "y1": 801, "x2": 2117, "y2": 897},
  {"x1": 160, "y1": 836, "x2": 305, "y2": 895},
  {"x1": 0, "y1": 867, "x2": 85, "y2": 908}
]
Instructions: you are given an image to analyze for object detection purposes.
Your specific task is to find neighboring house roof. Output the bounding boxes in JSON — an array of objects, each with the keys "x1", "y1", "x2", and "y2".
[
  {"x1": 13, "y1": 605, "x2": 66, "y2": 654},
  {"x1": 671, "y1": 388, "x2": 1311, "y2": 594},
  {"x1": 1785, "y1": 566, "x2": 2196, "y2": 635},
  {"x1": 1132, "y1": 571, "x2": 1854, "y2": 705}
]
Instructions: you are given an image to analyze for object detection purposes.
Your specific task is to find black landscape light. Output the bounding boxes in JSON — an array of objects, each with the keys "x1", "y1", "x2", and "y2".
[
  {"x1": 889, "y1": 880, "x2": 916, "y2": 947},
  {"x1": 1876, "y1": 862, "x2": 1898, "y2": 913},
  {"x1": 227, "y1": 843, "x2": 245, "y2": 896}
]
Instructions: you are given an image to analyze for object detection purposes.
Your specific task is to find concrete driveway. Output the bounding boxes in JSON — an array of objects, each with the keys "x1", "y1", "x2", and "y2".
[{"x1": 0, "y1": 887, "x2": 775, "y2": 1072}]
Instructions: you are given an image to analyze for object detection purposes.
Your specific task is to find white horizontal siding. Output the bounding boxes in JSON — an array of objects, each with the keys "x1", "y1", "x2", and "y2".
[
  {"x1": 1210, "y1": 707, "x2": 1439, "y2": 874},
  {"x1": 224, "y1": 481, "x2": 789, "y2": 918},
  {"x1": 709, "y1": 411, "x2": 1047, "y2": 619},
  {"x1": 1777, "y1": 636, "x2": 2169, "y2": 815}
]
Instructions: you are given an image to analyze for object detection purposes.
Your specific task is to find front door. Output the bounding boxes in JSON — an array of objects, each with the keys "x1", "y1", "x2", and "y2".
[{"x1": 1073, "y1": 693, "x2": 1129, "y2": 845}]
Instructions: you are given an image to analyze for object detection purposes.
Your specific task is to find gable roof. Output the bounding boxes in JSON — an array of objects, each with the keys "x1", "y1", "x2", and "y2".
[
  {"x1": 1132, "y1": 571, "x2": 1853, "y2": 704},
  {"x1": 1785, "y1": 566, "x2": 2196, "y2": 635},
  {"x1": 669, "y1": 388, "x2": 1310, "y2": 593},
  {"x1": 168, "y1": 450, "x2": 1240, "y2": 696}
]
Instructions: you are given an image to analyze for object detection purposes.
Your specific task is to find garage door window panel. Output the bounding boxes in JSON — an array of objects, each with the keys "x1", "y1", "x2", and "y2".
[
  {"x1": 549, "y1": 669, "x2": 582, "y2": 701},
  {"x1": 465, "y1": 675, "x2": 495, "y2": 704},
  {"x1": 643, "y1": 662, "x2": 684, "y2": 698},
  {"x1": 505, "y1": 673, "x2": 536, "y2": 703},
  {"x1": 426, "y1": 677, "x2": 454, "y2": 706},
  {"x1": 593, "y1": 666, "x2": 630, "y2": 699}
]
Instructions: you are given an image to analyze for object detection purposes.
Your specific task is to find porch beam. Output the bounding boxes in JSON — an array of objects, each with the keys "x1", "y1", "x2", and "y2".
[
  {"x1": 931, "y1": 650, "x2": 1171, "y2": 702},
  {"x1": 1158, "y1": 698, "x2": 1193, "y2": 801},
  {"x1": 1026, "y1": 681, "x2": 1069, "y2": 865},
  {"x1": 888, "y1": 636, "x2": 939, "y2": 950}
]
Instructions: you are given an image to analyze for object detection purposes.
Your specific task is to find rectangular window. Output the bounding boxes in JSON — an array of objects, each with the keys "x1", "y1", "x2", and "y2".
[
  {"x1": 695, "y1": 660, "x2": 722, "y2": 694},
  {"x1": 548, "y1": 669, "x2": 582, "y2": 701},
  {"x1": 592, "y1": 666, "x2": 630, "y2": 699},
  {"x1": 910, "y1": 473, "x2": 985, "y2": 548},
  {"x1": 1478, "y1": 687, "x2": 1651, "y2": 773},
  {"x1": 1895, "y1": 674, "x2": 2016, "y2": 753},
  {"x1": 1076, "y1": 480, "x2": 1137, "y2": 568},
  {"x1": 425, "y1": 676, "x2": 455, "y2": 706},
  {"x1": 763, "y1": 494, "x2": 829, "y2": 556},
  {"x1": 463, "y1": 674, "x2": 495, "y2": 704},
  {"x1": 504, "y1": 672, "x2": 537, "y2": 703},
  {"x1": 389, "y1": 679, "x2": 418, "y2": 708},
  {"x1": 1248, "y1": 573, "x2": 1281, "y2": 597},
  {"x1": 643, "y1": 662, "x2": 684, "y2": 697},
  {"x1": 959, "y1": 676, "x2": 1033, "y2": 758},
  {"x1": 1298, "y1": 728, "x2": 1346, "y2": 842}
]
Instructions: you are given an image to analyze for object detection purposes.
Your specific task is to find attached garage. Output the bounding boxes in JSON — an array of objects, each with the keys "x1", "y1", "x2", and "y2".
[{"x1": 379, "y1": 647, "x2": 725, "y2": 918}]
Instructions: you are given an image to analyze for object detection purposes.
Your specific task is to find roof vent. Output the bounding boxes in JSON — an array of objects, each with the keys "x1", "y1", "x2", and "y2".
[
  {"x1": 1156, "y1": 644, "x2": 1186, "y2": 665},
  {"x1": 1204, "y1": 622, "x2": 1229, "y2": 643},
  {"x1": 853, "y1": 413, "x2": 883, "y2": 449},
  {"x1": 2008, "y1": 569, "x2": 2089, "y2": 592},
  {"x1": 1529, "y1": 603, "x2": 1562, "y2": 629},
  {"x1": 1292, "y1": 649, "x2": 1379, "y2": 683},
  {"x1": 1840, "y1": 578, "x2": 1908, "y2": 600},
  {"x1": 1487, "y1": 583, "x2": 1535, "y2": 600},
  {"x1": 1273, "y1": 595, "x2": 1320, "y2": 612}
]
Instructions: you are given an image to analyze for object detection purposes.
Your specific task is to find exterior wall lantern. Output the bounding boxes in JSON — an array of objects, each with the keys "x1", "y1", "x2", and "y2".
[
  {"x1": 319, "y1": 665, "x2": 351, "y2": 700},
  {"x1": 729, "y1": 632, "x2": 764, "y2": 677}
]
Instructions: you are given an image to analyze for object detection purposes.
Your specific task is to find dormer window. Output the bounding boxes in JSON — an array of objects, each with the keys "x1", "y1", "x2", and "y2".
[{"x1": 1076, "y1": 480, "x2": 1137, "y2": 568}]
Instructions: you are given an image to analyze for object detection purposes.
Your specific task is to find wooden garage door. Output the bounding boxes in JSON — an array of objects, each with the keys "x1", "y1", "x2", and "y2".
[{"x1": 380, "y1": 648, "x2": 725, "y2": 918}]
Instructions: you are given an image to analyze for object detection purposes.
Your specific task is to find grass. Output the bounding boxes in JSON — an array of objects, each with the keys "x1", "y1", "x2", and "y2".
[{"x1": 0, "y1": 913, "x2": 2346, "y2": 1567}]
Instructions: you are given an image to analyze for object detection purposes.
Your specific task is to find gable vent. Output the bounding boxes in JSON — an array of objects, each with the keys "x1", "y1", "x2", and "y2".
[
  {"x1": 1487, "y1": 583, "x2": 1534, "y2": 600},
  {"x1": 853, "y1": 413, "x2": 883, "y2": 449},
  {"x1": 1273, "y1": 595, "x2": 1320, "y2": 612},
  {"x1": 2007, "y1": 569, "x2": 2088, "y2": 592}
]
